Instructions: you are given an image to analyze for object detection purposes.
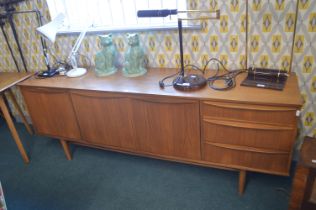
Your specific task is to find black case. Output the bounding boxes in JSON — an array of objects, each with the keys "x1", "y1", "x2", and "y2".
[{"x1": 241, "y1": 68, "x2": 288, "y2": 90}]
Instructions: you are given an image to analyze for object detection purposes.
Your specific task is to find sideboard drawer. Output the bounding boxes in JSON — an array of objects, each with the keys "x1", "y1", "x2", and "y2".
[
  {"x1": 201, "y1": 101, "x2": 297, "y2": 125},
  {"x1": 202, "y1": 118, "x2": 296, "y2": 151},
  {"x1": 203, "y1": 142, "x2": 290, "y2": 175}
]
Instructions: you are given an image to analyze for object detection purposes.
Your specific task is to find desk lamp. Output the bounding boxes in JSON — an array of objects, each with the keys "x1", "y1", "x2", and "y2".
[
  {"x1": 66, "y1": 26, "x2": 89, "y2": 77},
  {"x1": 138, "y1": 9, "x2": 220, "y2": 91},
  {"x1": 37, "y1": 13, "x2": 88, "y2": 77}
]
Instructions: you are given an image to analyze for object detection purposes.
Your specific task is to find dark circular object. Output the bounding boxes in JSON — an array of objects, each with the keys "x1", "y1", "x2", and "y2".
[{"x1": 173, "y1": 74, "x2": 207, "y2": 91}]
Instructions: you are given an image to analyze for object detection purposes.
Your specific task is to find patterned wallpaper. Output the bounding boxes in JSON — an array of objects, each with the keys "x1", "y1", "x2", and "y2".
[{"x1": 0, "y1": 0, "x2": 315, "y2": 139}]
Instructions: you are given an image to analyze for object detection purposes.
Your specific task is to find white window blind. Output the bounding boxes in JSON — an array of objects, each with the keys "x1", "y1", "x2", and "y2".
[{"x1": 46, "y1": 0, "x2": 187, "y2": 32}]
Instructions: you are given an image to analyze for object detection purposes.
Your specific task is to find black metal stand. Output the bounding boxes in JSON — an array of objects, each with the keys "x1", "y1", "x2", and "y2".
[
  {"x1": 0, "y1": 16, "x2": 20, "y2": 72},
  {"x1": 7, "y1": 9, "x2": 28, "y2": 72},
  {"x1": 173, "y1": 19, "x2": 207, "y2": 91},
  {"x1": 178, "y1": 19, "x2": 185, "y2": 76},
  {"x1": 0, "y1": 5, "x2": 51, "y2": 72}
]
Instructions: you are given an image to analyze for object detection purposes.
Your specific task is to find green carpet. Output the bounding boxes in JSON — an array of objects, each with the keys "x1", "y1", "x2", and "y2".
[{"x1": 0, "y1": 121, "x2": 293, "y2": 210}]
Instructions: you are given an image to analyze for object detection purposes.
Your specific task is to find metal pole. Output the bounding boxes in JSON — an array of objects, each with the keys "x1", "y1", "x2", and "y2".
[
  {"x1": 0, "y1": 9, "x2": 52, "y2": 71},
  {"x1": 245, "y1": 0, "x2": 248, "y2": 70},
  {"x1": 289, "y1": 0, "x2": 300, "y2": 73},
  {"x1": 0, "y1": 18, "x2": 20, "y2": 72},
  {"x1": 178, "y1": 19, "x2": 184, "y2": 77},
  {"x1": 7, "y1": 12, "x2": 28, "y2": 72}
]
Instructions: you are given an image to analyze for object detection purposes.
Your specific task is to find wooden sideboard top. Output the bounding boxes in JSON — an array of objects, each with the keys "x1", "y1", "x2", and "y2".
[{"x1": 18, "y1": 68, "x2": 303, "y2": 107}]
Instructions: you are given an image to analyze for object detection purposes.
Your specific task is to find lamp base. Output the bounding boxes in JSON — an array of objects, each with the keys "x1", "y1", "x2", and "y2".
[
  {"x1": 37, "y1": 69, "x2": 58, "y2": 78},
  {"x1": 66, "y1": 68, "x2": 87, "y2": 78},
  {"x1": 173, "y1": 74, "x2": 207, "y2": 91}
]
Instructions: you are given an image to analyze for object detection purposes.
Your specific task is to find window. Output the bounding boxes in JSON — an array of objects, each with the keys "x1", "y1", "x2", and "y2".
[{"x1": 46, "y1": 0, "x2": 188, "y2": 33}]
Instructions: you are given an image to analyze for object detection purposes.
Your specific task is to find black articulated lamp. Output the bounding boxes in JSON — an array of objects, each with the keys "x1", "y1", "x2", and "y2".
[{"x1": 137, "y1": 9, "x2": 220, "y2": 91}]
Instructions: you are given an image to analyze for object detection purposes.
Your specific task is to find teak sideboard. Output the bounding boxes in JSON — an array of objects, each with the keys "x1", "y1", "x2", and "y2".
[{"x1": 18, "y1": 68, "x2": 303, "y2": 194}]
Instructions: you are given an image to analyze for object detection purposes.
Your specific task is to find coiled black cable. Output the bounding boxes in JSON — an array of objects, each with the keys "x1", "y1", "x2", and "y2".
[
  {"x1": 202, "y1": 58, "x2": 246, "y2": 90},
  {"x1": 159, "y1": 57, "x2": 248, "y2": 91}
]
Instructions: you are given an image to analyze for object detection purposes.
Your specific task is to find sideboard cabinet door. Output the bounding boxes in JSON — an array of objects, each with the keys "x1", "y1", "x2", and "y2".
[
  {"x1": 131, "y1": 96, "x2": 201, "y2": 160},
  {"x1": 21, "y1": 87, "x2": 81, "y2": 140},
  {"x1": 70, "y1": 91, "x2": 137, "y2": 150}
]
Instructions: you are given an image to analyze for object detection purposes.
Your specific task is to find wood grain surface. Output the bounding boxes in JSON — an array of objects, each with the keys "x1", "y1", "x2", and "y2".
[
  {"x1": 18, "y1": 68, "x2": 303, "y2": 107},
  {"x1": 18, "y1": 68, "x2": 303, "y2": 194},
  {"x1": 20, "y1": 87, "x2": 81, "y2": 140},
  {"x1": 0, "y1": 72, "x2": 32, "y2": 92}
]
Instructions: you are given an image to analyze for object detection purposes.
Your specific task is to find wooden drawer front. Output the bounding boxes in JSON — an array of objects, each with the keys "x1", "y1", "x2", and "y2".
[
  {"x1": 21, "y1": 87, "x2": 81, "y2": 140},
  {"x1": 203, "y1": 143, "x2": 290, "y2": 174},
  {"x1": 203, "y1": 118, "x2": 295, "y2": 151},
  {"x1": 201, "y1": 101, "x2": 297, "y2": 125}
]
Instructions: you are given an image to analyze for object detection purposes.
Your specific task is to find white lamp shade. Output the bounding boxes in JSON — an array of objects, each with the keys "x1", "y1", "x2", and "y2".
[{"x1": 36, "y1": 13, "x2": 65, "y2": 43}]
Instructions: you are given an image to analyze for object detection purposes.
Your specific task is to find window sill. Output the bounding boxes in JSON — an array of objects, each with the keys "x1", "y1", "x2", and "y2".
[{"x1": 57, "y1": 24, "x2": 201, "y2": 36}]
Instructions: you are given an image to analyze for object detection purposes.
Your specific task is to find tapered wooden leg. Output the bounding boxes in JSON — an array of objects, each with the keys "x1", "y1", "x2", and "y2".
[
  {"x1": 239, "y1": 170, "x2": 247, "y2": 195},
  {"x1": 0, "y1": 94, "x2": 29, "y2": 163},
  {"x1": 6, "y1": 88, "x2": 33, "y2": 135},
  {"x1": 60, "y1": 139, "x2": 72, "y2": 160}
]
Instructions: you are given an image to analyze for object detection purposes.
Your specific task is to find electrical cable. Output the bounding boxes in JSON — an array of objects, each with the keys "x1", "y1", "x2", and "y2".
[
  {"x1": 207, "y1": 70, "x2": 243, "y2": 91},
  {"x1": 35, "y1": 52, "x2": 92, "y2": 80},
  {"x1": 159, "y1": 64, "x2": 204, "y2": 88},
  {"x1": 203, "y1": 57, "x2": 229, "y2": 73},
  {"x1": 159, "y1": 57, "x2": 248, "y2": 91},
  {"x1": 159, "y1": 70, "x2": 181, "y2": 88},
  {"x1": 204, "y1": 58, "x2": 248, "y2": 91},
  {"x1": 182, "y1": 64, "x2": 204, "y2": 74}
]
